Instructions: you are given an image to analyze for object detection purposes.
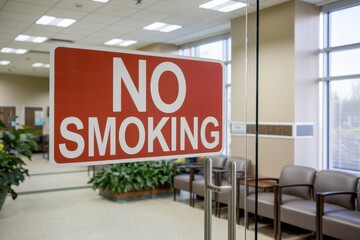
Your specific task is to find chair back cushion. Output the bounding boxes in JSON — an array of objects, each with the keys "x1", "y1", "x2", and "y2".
[
  {"x1": 210, "y1": 155, "x2": 227, "y2": 168},
  {"x1": 279, "y1": 165, "x2": 317, "y2": 199},
  {"x1": 223, "y1": 156, "x2": 250, "y2": 180},
  {"x1": 314, "y1": 170, "x2": 359, "y2": 209},
  {"x1": 224, "y1": 156, "x2": 249, "y2": 172}
]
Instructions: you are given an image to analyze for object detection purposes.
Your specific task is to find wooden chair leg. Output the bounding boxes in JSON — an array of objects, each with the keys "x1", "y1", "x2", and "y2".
[
  {"x1": 245, "y1": 211, "x2": 250, "y2": 229},
  {"x1": 173, "y1": 189, "x2": 177, "y2": 201},
  {"x1": 277, "y1": 221, "x2": 282, "y2": 240}
]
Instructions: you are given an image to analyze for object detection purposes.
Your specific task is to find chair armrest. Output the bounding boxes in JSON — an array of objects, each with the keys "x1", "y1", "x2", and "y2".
[
  {"x1": 247, "y1": 177, "x2": 279, "y2": 183},
  {"x1": 315, "y1": 190, "x2": 358, "y2": 240},
  {"x1": 316, "y1": 191, "x2": 357, "y2": 215}
]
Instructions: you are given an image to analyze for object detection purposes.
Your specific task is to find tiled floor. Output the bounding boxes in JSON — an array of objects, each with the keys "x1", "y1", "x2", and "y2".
[{"x1": 0, "y1": 154, "x2": 313, "y2": 240}]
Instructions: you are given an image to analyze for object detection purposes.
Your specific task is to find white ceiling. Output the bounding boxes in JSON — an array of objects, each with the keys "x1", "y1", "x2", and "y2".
[{"x1": 0, "y1": 0, "x2": 334, "y2": 78}]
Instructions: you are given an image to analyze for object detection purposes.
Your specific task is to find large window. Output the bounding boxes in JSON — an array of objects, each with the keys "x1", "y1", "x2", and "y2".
[
  {"x1": 323, "y1": 4, "x2": 360, "y2": 173},
  {"x1": 180, "y1": 36, "x2": 231, "y2": 155}
]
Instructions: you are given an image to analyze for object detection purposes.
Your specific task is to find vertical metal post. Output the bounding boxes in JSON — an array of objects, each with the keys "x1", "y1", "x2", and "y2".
[
  {"x1": 228, "y1": 160, "x2": 236, "y2": 240},
  {"x1": 204, "y1": 158, "x2": 212, "y2": 240},
  {"x1": 204, "y1": 158, "x2": 236, "y2": 240}
]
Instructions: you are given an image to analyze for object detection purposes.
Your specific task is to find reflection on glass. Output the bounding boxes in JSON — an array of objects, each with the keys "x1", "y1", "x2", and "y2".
[{"x1": 329, "y1": 79, "x2": 360, "y2": 172}]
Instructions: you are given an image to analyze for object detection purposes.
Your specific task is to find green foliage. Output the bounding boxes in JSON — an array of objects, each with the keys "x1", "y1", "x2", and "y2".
[
  {"x1": 0, "y1": 115, "x2": 40, "y2": 200},
  {"x1": 88, "y1": 160, "x2": 176, "y2": 194}
]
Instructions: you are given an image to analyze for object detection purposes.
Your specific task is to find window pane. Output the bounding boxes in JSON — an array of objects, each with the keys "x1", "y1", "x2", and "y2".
[
  {"x1": 226, "y1": 64, "x2": 231, "y2": 84},
  {"x1": 329, "y1": 48, "x2": 360, "y2": 76},
  {"x1": 329, "y1": 5, "x2": 360, "y2": 47},
  {"x1": 227, "y1": 38, "x2": 232, "y2": 61},
  {"x1": 329, "y1": 79, "x2": 360, "y2": 172},
  {"x1": 198, "y1": 40, "x2": 224, "y2": 60},
  {"x1": 180, "y1": 47, "x2": 194, "y2": 57}
]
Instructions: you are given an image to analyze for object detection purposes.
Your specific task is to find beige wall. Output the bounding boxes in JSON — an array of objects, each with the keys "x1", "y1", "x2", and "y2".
[
  {"x1": 230, "y1": 1, "x2": 320, "y2": 177},
  {"x1": 138, "y1": 43, "x2": 179, "y2": 55},
  {"x1": 0, "y1": 73, "x2": 49, "y2": 132}
]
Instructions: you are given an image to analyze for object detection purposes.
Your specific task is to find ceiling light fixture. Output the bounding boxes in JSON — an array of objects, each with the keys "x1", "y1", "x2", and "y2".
[
  {"x1": 15, "y1": 34, "x2": 48, "y2": 43},
  {"x1": 0, "y1": 60, "x2": 10, "y2": 65},
  {"x1": 36, "y1": 15, "x2": 76, "y2": 28},
  {"x1": 1, "y1": 47, "x2": 28, "y2": 54},
  {"x1": 104, "y1": 39, "x2": 138, "y2": 47},
  {"x1": 92, "y1": 0, "x2": 109, "y2": 3},
  {"x1": 143, "y1": 22, "x2": 182, "y2": 32},
  {"x1": 199, "y1": 0, "x2": 247, "y2": 12},
  {"x1": 32, "y1": 63, "x2": 50, "y2": 68}
]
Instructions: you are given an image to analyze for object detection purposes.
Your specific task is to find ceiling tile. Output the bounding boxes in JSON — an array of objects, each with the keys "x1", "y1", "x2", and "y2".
[
  {"x1": 54, "y1": 0, "x2": 103, "y2": 13},
  {"x1": 81, "y1": 13, "x2": 120, "y2": 25},
  {"x1": 0, "y1": 19, "x2": 32, "y2": 30},
  {"x1": 129, "y1": 10, "x2": 170, "y2": 22},
  {"x1": 95, "y1": 4, "x2": 138, "y2": 17},
  {"x1": 13, "y1": 0, "x2": 59, "y2": 7},
  {"x1": 46, "y1": 7, "x2": 89, "y2": 19},
  {"x1": 0, "y1": 10, "x2": 40, "y2": 23},
  {"x1": 146, "y1": 1, "x2": 189, "y2": 15},
  {"x1": 3, "y1": 1, "x2": 49, "y2": 15}
]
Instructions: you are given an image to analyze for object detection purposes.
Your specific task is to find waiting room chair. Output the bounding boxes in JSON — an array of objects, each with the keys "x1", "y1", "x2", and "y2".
[
  {"x1": 191, "y1": 155, "x2": 227, "y2": 207},
  {"x1": 277, "y1": 170, "x2": 359, "y2": 240},
  {"x1": 173, "y1": 158, "x2": 205, "y2": 206},
  {"x1": 246, "y1": 165, "x2": 317, "y2": 239},
  {"x1": 316, "y1": 179, "x2": 360, "y2": 240}
]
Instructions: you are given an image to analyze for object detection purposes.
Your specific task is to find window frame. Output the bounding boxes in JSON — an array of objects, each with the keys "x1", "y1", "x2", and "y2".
[{"x1": 322, "y1": 2, "x2": 360, "y2": 173}]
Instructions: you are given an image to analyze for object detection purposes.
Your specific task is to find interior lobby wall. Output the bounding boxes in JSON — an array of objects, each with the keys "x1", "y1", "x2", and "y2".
[
  {"x1": 230, "y1": 0, "x2": 320, "y2": 177},
  {"x1": 0, "y1": 73, "x2": 49, "y2": 133},
  {"x1": 138, "y1": 43, "x2": 179, "y2": 55}
]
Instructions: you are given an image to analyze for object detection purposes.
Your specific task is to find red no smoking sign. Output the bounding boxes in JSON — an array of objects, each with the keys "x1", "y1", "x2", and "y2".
[{"x1": 50, "y1": 45, "x2": 224, "y2": 166}]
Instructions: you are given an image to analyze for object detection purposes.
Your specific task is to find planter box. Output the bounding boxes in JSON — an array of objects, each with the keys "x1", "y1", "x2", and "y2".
[{"x1": 100, "y1": 186, "x2": 172, "y2": 201}]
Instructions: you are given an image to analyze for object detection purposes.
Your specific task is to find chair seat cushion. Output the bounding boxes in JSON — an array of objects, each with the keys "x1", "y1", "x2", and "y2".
[
  {"x1": 174, "y1": 174, "x2": 203, "y2": 191},
  {"x1": 323, "y1": 210, "x2": 360, "y2": 240},
  {"x1": 280, "y1": 200, "x2": 347, "y2": 231},
  {"x1": 192, "y1": 179, "x2": 205, "y2": 196}
]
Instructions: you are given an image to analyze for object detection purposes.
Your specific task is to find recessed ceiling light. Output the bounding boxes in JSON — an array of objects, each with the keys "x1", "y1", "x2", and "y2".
[
  {"x1": 143, "y1": 22, "x2": 182, "y2": 32},
  {"x1": 32, "y1": 63, "x2": 50, "y2": 68},
  {"x1": 199, "y1": 0, "x2": 247, "y2": 12},
  {"x1": 1, "y1": 47, "x2": 28, "y2": 54},
  {"x1": 104, "y1": 39, "x2": 138, "y2": 47},
  {"x1": 0, "y1": 60, "x2": 10, "y2": 65},
  {"x1": 36, "y1": 15, "x2": 76, "y2": 28},
  {"x1": 218, "y1": 2, "x2": 247, "y2": 12},
  {"x1": 15, "y1": 34, "x2": 48, "y2": 43},
  {"x1": 199, "y1": 0, "x2": 229, "y2": 9},
  {"x1": 92, "y1": 0, "x2": 109, "y2": 2}
]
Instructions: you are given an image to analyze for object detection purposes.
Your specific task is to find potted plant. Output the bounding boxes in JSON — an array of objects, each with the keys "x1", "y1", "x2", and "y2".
[
  {"x1": 88, "y1": 160, "x2": 176, "y2": 200},
  {"x1": 0, "y1": 115, "x2": 39, "y2": 210}
]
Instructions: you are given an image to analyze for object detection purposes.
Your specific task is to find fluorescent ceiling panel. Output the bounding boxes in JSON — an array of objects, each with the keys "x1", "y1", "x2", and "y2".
[
  {"x1": 15, "y1": 34, "x2": 48, "y2": 43},
  {"x1": 143, "y1": 22, "x2": 182, "y2": 32},
  {"x1": 0, "y1": 60, "x2": 10, "y2": 65},
  {"x1": 104, "y1": 39, "x2": 137, "y2": 47},
  {"x1": 1, "y1": 47, "x2": 28, "y2": 54},
  {"x1": 36, "y1": 15, "x2": 76, "y2": 28},
  {"x1": 199, "y1": 0, "x2": 229, "y2": 9},
  {"x1": 92, "y1": 0, "x2": 109, "y2": 2},
  {"x1": 32, "y1": 63, "x2": 50, "y2": 68},
  {"x1": 199, "y1": 0, "x2": 247, "y2": 12}
]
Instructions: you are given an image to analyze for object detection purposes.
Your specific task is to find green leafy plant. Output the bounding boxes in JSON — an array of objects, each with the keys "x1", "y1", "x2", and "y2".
[
  {"x1": 0, "y1": 115, "x2": 40, "y2": 200},
  {"x1": 88, "y1": 160, "x2": 176, "y2": 194}
]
